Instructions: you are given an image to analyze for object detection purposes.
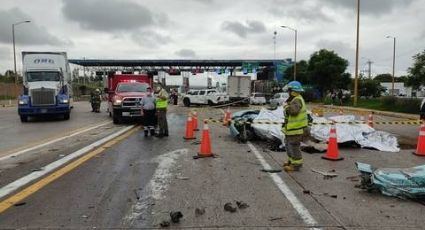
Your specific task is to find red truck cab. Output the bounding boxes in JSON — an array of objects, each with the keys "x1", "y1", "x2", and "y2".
[{"x1": 107, "y1": 73, "x2": 153, "y2": 124}]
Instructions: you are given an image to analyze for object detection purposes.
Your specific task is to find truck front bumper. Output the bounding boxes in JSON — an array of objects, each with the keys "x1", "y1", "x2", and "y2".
[
  {"x1": 18, "y1": 105, "x2": 70, "y2": 116},
  {"x1": 113, "y1": 107, "x2": 143, "y2": 118}
]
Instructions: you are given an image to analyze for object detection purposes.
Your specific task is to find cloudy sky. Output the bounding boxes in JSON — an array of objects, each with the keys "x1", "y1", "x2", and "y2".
[{"x1": 0, "y1": 0, "x2": 424, "y2": 77}]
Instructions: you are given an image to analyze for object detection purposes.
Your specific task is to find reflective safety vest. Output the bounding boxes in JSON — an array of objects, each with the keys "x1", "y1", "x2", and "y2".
[
  {"x1": 156, "y1": 90, "x2": 168, "y2": 109},
  {"x1": 283, "y1": 95, "x2": 308, "y2": 136}
]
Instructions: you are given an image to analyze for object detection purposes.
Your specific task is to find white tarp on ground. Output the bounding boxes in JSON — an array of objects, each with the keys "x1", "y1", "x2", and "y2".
[{"x1": 251, "y1": 108, "x2": 400, "y2": 152}]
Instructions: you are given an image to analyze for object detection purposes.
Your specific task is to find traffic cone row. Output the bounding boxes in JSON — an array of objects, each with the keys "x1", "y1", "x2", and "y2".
[
  {"x1": 182, "y1": 113, "x2": 215, "y2": 159},
  {"x1": 413, "y1": 123, "x2": 425, "y2": 156},
  {"x1": 322, "y1": 124, "x2": 344, "y2": 161}
]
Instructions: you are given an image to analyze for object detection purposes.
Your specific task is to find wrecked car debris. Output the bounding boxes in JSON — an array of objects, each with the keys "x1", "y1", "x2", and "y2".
[
  {"x1": 229, "y1": 107, "x2": 400, "y2": 152},
  {"x1": 356, "y1": 162, "x2": 425, "y2": 199}
]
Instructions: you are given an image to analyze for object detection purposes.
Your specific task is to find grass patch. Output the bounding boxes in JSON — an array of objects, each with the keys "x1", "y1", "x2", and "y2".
[{"x1": 338, "y1": 96, "x2": 421, "y2": 114}]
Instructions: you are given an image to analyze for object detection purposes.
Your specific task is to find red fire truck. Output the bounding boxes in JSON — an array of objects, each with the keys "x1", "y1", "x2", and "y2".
[{"x1": 106, "y1": 73, "x2": 153, "y2": 124}]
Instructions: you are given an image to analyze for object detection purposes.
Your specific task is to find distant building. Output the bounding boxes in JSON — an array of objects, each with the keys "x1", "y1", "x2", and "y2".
[{"x1": 380, "y1": 82, "x2": 412, "y2": 96}]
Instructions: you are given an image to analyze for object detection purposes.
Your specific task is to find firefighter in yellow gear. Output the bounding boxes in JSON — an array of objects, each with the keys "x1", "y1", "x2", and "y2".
[{"x1": 282, "y1": 81, "x2": 308, "y2": 172}]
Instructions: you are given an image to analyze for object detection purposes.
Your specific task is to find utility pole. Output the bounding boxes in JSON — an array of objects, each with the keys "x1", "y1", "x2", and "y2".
[
  {"x1": 367, "y1": 60, "x2": 373, "y2": 79},
  {"x1": 354, "y1": 0, "x2": 360, "y2": 106}
]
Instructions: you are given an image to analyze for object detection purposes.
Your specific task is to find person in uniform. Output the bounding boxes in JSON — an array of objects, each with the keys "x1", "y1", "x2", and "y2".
[
  {"x1": 282, "y1": 81, "x2": 308, "y2": 172},
  {"x1": 140, "y1": 87, "x2": 156, "y2": 137},
  {"x1": 154, "y1": 85, "x2": 169, "y2": 137},
  {"x1": 91, "y1": 89, "x2": 101, "y2": 113}
]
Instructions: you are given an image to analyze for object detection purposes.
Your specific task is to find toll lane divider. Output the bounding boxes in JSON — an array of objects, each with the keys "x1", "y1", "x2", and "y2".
[{"x1": 204, "y1": 118, "x2": 423, "y2": 126}]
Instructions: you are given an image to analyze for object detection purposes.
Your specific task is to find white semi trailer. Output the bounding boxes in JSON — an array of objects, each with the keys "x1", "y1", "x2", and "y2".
[{"x1": 18, "y1": 52, "x2": 73, "y2": 122}]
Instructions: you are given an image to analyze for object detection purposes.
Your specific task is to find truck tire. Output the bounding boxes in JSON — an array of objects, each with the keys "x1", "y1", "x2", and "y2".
[
  {"x1": 208, "y1": 100, "x2": 215, "y2": 106},
  {"x1": 64, "y1": 113, "x2": 70, "y2": 120},
  {"x1": 183, "y1": 98, "x2": 191, "y2": 107},
  {"x1": 20, "y1": 115, "x2": 28, "y2": 122},
  {"x1": 113, "y1": 114, "x2": 120, "y2": 124}
]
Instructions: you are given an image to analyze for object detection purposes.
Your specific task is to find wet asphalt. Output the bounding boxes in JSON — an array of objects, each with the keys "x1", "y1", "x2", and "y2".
[{"x1": 0, "y1": 102, "x2": 425, "y2": 229}]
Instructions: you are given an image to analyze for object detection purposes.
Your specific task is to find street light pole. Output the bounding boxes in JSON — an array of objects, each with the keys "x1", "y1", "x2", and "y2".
[
  {"x1": 12, "y1": 20, "x2": 31, "y2": 84},
  {"x1": 354, "y1": 0, "x2": 360, "y2": 106},
  {"x1": 281, "y1": 25, "x2": 297, "y2": 81},
  {"x1": 386, "y1": 36, "x2": 396, "y2": 96}
]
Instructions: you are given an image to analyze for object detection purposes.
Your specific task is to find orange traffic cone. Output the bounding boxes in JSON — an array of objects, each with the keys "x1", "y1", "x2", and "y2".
[
  {"x1": 192, "y1": 111, "x2": 199, "y2": 131},
  {"x1": 183, "y1": 113, "x2": 196, "y2": 140},
  {"x1": 368, "y1": 113, "x2": 374, "y2": 128},
  {"x1": 193, "y1": 120, "x2": 215, "y2": 159},
  {"x1": 322, "y1": 124, "x2": 344, "y2": 161},
  {"x1": 223, "y1": 107, "x2": 231, "y2": 126},
  {"x1": 413, "y1": 123, "x2": 425, "y2": 156}
]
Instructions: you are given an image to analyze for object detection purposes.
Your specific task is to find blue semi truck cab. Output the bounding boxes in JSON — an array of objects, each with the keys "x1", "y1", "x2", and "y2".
[{"x1": 18, "y1": 52, "x2": 73, "y2": 122}]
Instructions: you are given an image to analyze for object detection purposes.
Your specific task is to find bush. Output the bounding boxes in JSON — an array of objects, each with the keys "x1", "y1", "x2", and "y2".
[
  {"x1": 394, "y1": 98, "x2": 421, "y2": 114},
  {"x1": 380, "y1": 96, "x2": 397, "y2": 107}
]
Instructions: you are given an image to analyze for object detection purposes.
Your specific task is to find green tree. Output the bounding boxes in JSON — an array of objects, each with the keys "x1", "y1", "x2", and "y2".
[
  {"x1": 307, "y1": 49, "x2": 349, "y2": 94},
  {"x1": 283, "y1": 60, "x2": 310, "y2": 84},
  {"x1": 406, "y1": 49, "x2": 425, "y2": 90},
  {"x1": 374, "y1": 73, "x2": 393, "y2": 82},
  {"x1": 358, "y1": 79, "x2": 385, "y2": 97}
]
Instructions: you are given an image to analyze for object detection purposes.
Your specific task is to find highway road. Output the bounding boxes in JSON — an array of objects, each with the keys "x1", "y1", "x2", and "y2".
[{"x1": 0, "y1": 102, "x2": 424, "y2": 229}]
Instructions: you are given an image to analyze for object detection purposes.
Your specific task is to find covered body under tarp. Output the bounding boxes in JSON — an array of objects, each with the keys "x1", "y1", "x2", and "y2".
[
  {"x1": 229, "y1": 107, "x2": 400, "y2": 152},
  {"x1": 356, "y1": 162, "x2": 425, "y2": 199}
]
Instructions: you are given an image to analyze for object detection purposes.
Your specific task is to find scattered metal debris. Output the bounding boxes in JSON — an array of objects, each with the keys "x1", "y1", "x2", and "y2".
[
  {"x1": 311, "y1": 168, "x2": 338, "y2": 179},
  {"x1": 176, "y1": 176, "x2": 189, "y2": 180},
  {"x1": 160, "y1": 220, "x2": 170, "y2": 227},
  {"x1": 224, "y1": 202, "x2": 237, "y2": 213},
  {"x1": 13, "y1": 202, "x2": 26, "y2": 207},
  {"x1": 269, "y1": 217, "x2": 283, "y2": 221},
  {"x1": 260, "y1": 168, "x2": 282, "y2": 173},
  {"x1": 236, "y1": 201, "x2": 249, "y2": 209},
  {"x1": 195, "y1": 208, "x2": 205, "y2": 216},
  {"x1": 170, "y1": 211, "x2": 183, "y2": 223}
]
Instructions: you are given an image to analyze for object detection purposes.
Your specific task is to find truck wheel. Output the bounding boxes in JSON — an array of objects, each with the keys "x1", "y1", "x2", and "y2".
[
  {"x1": 20, "y1": 115, "x2": 28, "y2": 122},
  {"x1": 208, "y1": 100, "x2": 215, "y2": 106},
  {"x1": 113, "y1": 114, "x2": 120, "y2": 124},
  {"x1": 64, "y1": 113, "x2": 70, "y2": 120},
  {"x1": 109, "y1": 112, "x2": 112, "y2": 117},
  {"x1": 183, "y1": 98, "x2": 191, "y2": 107}
]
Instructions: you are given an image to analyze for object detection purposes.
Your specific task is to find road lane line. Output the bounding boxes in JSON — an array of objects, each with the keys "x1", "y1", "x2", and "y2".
[
  {"x1": 247, "y1": 142, "x2": 319, "y2": 228},
  {"x1": 123, "y1": 148, "x2": 188, "y2": 226},
  {"x1": 0, "y1": 121, "x2": 112, "y2": 161},
  {"x1": 0, "y1": 125, "x2": 138, "y2": 213}
]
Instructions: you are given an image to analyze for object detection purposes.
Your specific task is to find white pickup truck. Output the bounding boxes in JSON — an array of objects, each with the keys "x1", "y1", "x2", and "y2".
[{"x1": 183, "y1": 89, "x2": 229, "y2": 107}]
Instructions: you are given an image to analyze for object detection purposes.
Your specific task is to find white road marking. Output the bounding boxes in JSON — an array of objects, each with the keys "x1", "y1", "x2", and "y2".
[
  {"x1": 123, "y1": 148, "x2": 188, "y2": 225},
  {"x1": 247, "y1": 142, "x2": 319, "y2": 228},
  {"x1": 0, "y1": 121, "x2": 112, "y2": 161},
  {"x1": 0, "y1": 125, "x2": 135, "y2": 200}
]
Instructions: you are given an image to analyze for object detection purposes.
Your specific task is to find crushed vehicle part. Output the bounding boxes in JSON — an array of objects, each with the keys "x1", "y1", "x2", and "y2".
[
  {"x1": 356, "y1": 162, "x2": 425, "y2": 199},
  {"x1": 229, "y1": 107, "x2": 399, "y2": 152}
]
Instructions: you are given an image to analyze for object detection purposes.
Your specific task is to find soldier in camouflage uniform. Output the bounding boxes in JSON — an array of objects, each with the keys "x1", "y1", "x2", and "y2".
[{"x1": 91, "y1": 89, "x2": 102, "y2": 113}]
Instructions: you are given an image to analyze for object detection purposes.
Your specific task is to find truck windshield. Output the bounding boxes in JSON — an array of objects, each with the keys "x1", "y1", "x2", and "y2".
[
  {"x1": 27, "y1": 71, "x2": 60, "y2": 82},
  {"x1": 116, "y1": 83, "x2": 149, "y2": 92}
]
